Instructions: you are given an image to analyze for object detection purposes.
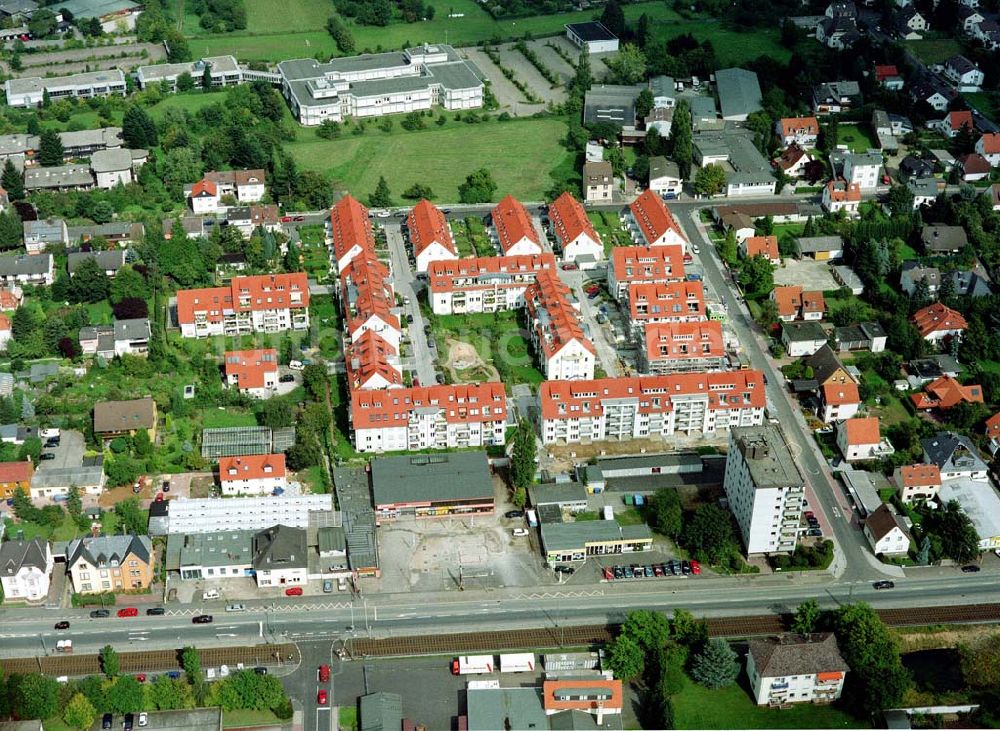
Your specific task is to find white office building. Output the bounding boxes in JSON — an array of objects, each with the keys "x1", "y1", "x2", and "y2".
[{"x1": 4, "y1": 69, "x2": 126, "y2": 107}]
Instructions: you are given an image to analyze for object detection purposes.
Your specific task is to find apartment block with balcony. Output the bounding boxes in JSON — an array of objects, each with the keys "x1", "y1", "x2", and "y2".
[
  {"x1": 176, "y1": 273, "x2": 310, "y2": 338},
  {"x1": 427, "y1": 254, "x2": 557, "y2": 315},
  {"x1": 747, "y1": 634, "x2": 848, "y2": 707}
]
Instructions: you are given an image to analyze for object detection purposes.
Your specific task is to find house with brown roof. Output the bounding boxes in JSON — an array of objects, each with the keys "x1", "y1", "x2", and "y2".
[
  {"x1": 346, "y1": 329, "x2": 402, "y2": 391},
  {"x1": 746, "y1": 634, "x2": 848, "y2": 705},
  {"x1": 910, "y1": 375, "x2": 983, "y2": 411},
  {"x1": 330, "y1": 194, "x2": 376, "y2": 272},
  {"x1": 806, "y1": 345, "x2": 855, "y2": 388},
  {"x1": 187, "y1": 178, "x2": 219, "y2": 214},
  {"x1": 931, "y1": 110, "x2": 973, "y2": 138},
  {"x1": 893, "y1": 463, "x2": 942, "y2": 503},
  {"x1": 607, "y1": 245, "x2": 685, "y2": 300},
  {"x1": 525, "y1": 270, "x2": 595, "y2": 381},
  {"x1": 958, "y1": 152, "x2": 991, "y2": 182},
  {"x1": 547, "y1": 192, "x2": 603, "y2": 264},
  {"x1": 640, "y1": 320, "x2": 726, "y2": 374},
  {"x1": 911, "y1": 302, "x2": 967, "y2": 343},
  {"x1": 203, "y1": 168, "x2": 266, "y2": 203},
  {"x1": 836, "y1": 417, "x2": 893, "y2": 462},
  {"x1": 863, "y1": 503, "x2": 910, "y2": 556},
  {"x1": 821, "y1": 179, "x2": 861, "y2": 216},
  {"x1": 771, "y1": 285, "x2": 825, "y2": 322},
  {"x1": 776, "y1": 117, "x2": 819, "y2": 147},
  {"x1": 975, "y1": 132, "x2": 1000, "y2": 167},
  {"x1": 775, "y1": 144, "x2": 814, "y2": 178},
  {"x1": 987, "y1": 411, "x2": 1000, "y2": 456},
  {"x1": 93, "y1": 398, "x2": 157, "y2": 440}
]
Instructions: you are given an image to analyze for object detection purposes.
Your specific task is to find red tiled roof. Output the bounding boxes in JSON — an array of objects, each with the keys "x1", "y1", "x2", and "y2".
[
  {"x1": 772, "y1": 285, "x2": 803, "y2": 318},
  {"x1": 948, "y1": 110, "x2": 973, "y2": 131},
  {"x1": 825, "y1": 179, "x2": 861, "y2": 203},
  {"x1": 542, "y1": 679, "x2": 623, "y2": 713},
  {"x1": 802, "y1": 290, "x2": 825, "y2": 315},
  {"x1": 406, "y1": 199, "x2": 456, "y2": 258},
  {"x1": 525, "y1": 270, "x2": 595, "y2": 359},
  {"x1": 611, "y1": 245, "x2": 685, "y2": 288},
  {"x1": 224, "y1": 348, "x2": 278, "y2": 390},
  {"x1": 959, "y1": 153, "x2": 991, "y2": 175},
  {"x1": 346, "y1": 329, "x2": 402, "y2": 390},
  {"x1": 341, "y1": 252, "x2": 400, "y2": 336},
  {"x1": 743, "y1": 235, "x2": 779, "y2": 260},
  {"x1": 219, "y1": 453, "x2": 286, "y2": 482},
  {"x1": 0, "y1": 460, "x2": 33, "y2": 484},
  {"x1": 911, "y1": 375, "x2": 983, "y2": 410},
  {"x1": 0, "y1": 313, "x2": 10, "y2": 331},
  {"x1": 629, "y1": 189, "x2": 686, "y2": 246},
  {"x1": 176, "y1": 273, "x2": 310, "y2": 326},
  {"x1": 911, "y1": 302, "x2": 968, "y2": 337},
  {"x1": 644, "y1": 320, "x2": 724, "y2": 363},
  {"x1": 350, "y1": 382, "x2": 507, "y2": 430},
  {"x1": 979, "y1": 133, "x2": 1000, "y2": 154},
  {"x1": 776, "y1": 144, "x2": 809, "y2": 171},
  {"x1": 987, "y1": 411, "x2": 1000, "y2": 437},
  {"x1": 0, "y1": 289, "x2": 20, "y2": 310},
  {"x1": 330, "y1": 194, "x2": 376, "y2": 265},
  {"x1": 898, "y1": 463, "x2": 941, "y2": 488},
  {"x1": 875, "y1": 64, "x2": 899, "y2": 81},
  {"x1": 842, "y1": 417, "x2": 881, "y2": 446},
  {"x1": 822, "y1": 381, "x2": 860, "y2": 406},
  {"x1": 540, "y1": 371, "x2": 766, "y2": 420},
  {"x1": 250, "y1": 204, "x2": 279, "y2": 226},
  {"x1": 628, "y1": 280, "x2": 706, "y2": 323},
  {"x1": 427, "y1": 253, "x2": 556, "y2": 294},
  {"x1": 492, "y1": 195, "x2": 540, "y2": 253},
  {"x1": 190, "y1": 179, "x2": 218, "y2": 198},
  {"x1": 548, "y1": 192, "x2": 599, "y2": 248},
  {"x1": 779, "y1": 116, "x2": 819, "y2": 138}
]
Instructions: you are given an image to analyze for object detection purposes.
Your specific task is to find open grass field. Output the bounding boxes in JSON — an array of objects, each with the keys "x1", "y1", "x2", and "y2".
[
  {"x1": 837, "y1": 123, "x2": 876, "y2": 153},
  {"x1": 966, "y1": 91, "x2": 1000, "y2": 123},
  {"x1": 905, "y1": 38, "x2": 964, "y2": 64},
  {"x1": 672, "y1": 673, "x2": 868, "y2": 729},
  {"x1": 286, "y1": 117, "x2": 573, "y2": 202},
  {"x1": 200, "y1": 407, "x2": 258, "y2": 429}
]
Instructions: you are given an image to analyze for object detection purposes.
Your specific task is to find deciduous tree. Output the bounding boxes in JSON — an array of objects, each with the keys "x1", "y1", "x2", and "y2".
[
  {"x1": 63, "y1": 692, "x2": 97, "y2": 730},
  {"x1": 606, "y1": 633, "x2": 644, "y2": 681},
  {"x1": 458, "y1": 168, "x2": 497, "y2": 204},
  {"x1": 100, "y1": 644, "x2": 120, "y2": 677}
]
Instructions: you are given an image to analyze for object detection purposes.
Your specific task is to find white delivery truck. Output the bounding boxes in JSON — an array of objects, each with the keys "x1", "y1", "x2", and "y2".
[
  {"x1": 499, "y1": 653, "x2": 535, "y2": 673},
  {"x1": 602, "y1": 506, "x2": 614, "y2": 520},
  {"x1": 451, "y1": 655, "x2": 495, "y2": 675}
]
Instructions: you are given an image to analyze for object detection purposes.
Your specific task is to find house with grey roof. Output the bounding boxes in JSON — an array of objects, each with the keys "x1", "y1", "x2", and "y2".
[
  {"x1": 67, "y1": 249, "x2": 126, "y2": 277},
  {"x1": 0, "y1": 0, "x2": 37, "y2": 22},
  {"x1": 900, "y1": 262, "x2": 941, "y2": 296},
  {"x1": 23, "y1": 218, "x2": 68, "y2": 253},
  {"x1": 23, "y1": 164, "x2": 94, "y2": 192},
  {"x1": 834, "y1": 321, "x2": 887, "y2": 353},
  {"x1": 65, "y1": 534, "x2": 153, "y2": 593},
  {"x1": 921, "y1": 224, "x2": 968, "y2": 254},
  {"x1": 67, "y1": 221, "x2": 145, "y2": 245},
  {"x1": 0, "y1": 252, "x2": 53, "y2": 286},
  {"x1": 812, "y1": 80, "x2": 862, "y2": 114},
  {"x1": 58, "y1": 126, "x2": 124, "y2": 157},
  {"x1": 795, "y1": 235, "x2": 843, "y2": 261},
  {"x1": 136, "y1": 56, "x2": 246, "y2": 91},
  {"x1": 922, "y1": 431, "x2": 989, "y2": 481},
  {"x1": 164, "y1": 529, "x2": 254, "y2": 581},
  {"x1": 909, "y1": 177, "x2": 940, "y2": 208},
  {"x1": 0, "y1": 538, "x2": 53, "y2": 603},
  {"x1": 714, "y1": 67, "x2": 762, "y2": 121},
  {"x1": 583, "y1": 84, "x2": 641, "y2": 127},
  {"x1": 947, "y1": 268, "x2": 992, "y2": 298},
  {"x1": 79, "y1": 318, "x2": 150, "y2": 359},
  {"x1": 747, "y1": 634, "x2": 848, "y2": 705},
  {"x1": 370, "y1": 451, "x2": 495, "y2": 520},
  {"x1": 253, "y1": 525, "x2": 308, "y2": 587},
  {"x1": 91, "y1": 147, "x2": 147, "y2": 189},
  {"x1": 693, "y1": 130, "x2": 776, "y2": 197}
]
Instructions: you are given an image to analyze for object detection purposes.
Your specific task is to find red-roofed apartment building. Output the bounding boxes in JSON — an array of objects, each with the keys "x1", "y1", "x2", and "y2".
[
  {"x1": 771, "y1": 285, "x2": 825, "y2": 322},
  {"x1": 910, "y1": 375, "x2": 983, "y2": 411},
  {"x1": 345, "y1": 329, "x2": 402, "y2": 391},
  {"x1": 350, "y1": 382, "x2": 507, "y2": 452},
  {"x1": 538, "y1": 370, "x2": 766, "y2": 445},
  {"x1": 547, "y1": 192, "x2": 603, "y2": 263},
  {"x1": 340, "y1": 252, "x2": 401, "y2": 349},
  {"x1": 607, "y1": 245, "x2": 685, "y2": 300},
  {"x1": 911, "y1": 302, "x2": 967, "y2": 343},
  {"x1": 224, "y1": 348, "x2": 278, "y2": 398},
  {"x1": 893, "y1": 463, "x2": 942, "y2": 503},
  {"x1": 623, "y1": 189, "x2": 688, "y2": 249},
  {"x1": 176, "y1": 273, "x2": 310, "y2": 338},
  {"x1": 776, "y1": 116, "x2": 819, "y2": 147},
  {"x1": 491, "y1": 195, "x2": 542, "y2": 256},
  {"x1": 0, "y1": 459, "x2": 33, "y2": 500},
  {"x1": 427, "y1": 253, "x2": 557, "y2": 315},
  {"x1": 218, "y1": 453, "x2": 287, "y2": 496},
  {"x1": 739, "y1": 235, "x2": 780, "y2": 265},
  {"x1": 820, "y1": 381, "x2": 860, "y2": 423},
  {"x1": 836, "y1": 417, "x2": 894, "y2": 461},
  {"x1": 330, "y1": 194, "x2": 376, "y2": 272},
  {"x1": 542, "y1": 679, "x2": 623, "y2": 720},
  {"x1": 628, "y1": 280, "x2": 706, "y2": 330},
  {"x1": 640, "y1": 320, "x2": 726, "y2": 373},
  {"x1": 975, "y1": 132, "x2": 1000, "y2": 167},
  {"x1": 525, "y1": 270, "x2": 595, "y2": 380},
  {"x1": 406, "y1": 199, "x2": 457, "y2": 272}
]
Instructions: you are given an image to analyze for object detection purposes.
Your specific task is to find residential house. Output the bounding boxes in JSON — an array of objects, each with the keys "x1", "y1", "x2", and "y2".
[
  {"x1": 67, "y1": 249, "x2": 125, "y2": 278},
  {"x1": 67, "y1": 222, "x2": 145, "y2": 246},
  {"x1": 776, "y1": 117, "x2": 820, "y2": 147},
  {"x1": 808, "y1": 345, "x2": 856, "y2": 388},
  {"x1": 820, "y1": 381, "x2": 861, "y2": 423},
  {"x1": 218, "y1": 453, "x2": 287, "y2": 496},
  {"x1": 912, "y1": 302, "x2": 967, "y2": 343},
  {"x1": 893, "y1": 5, "x2": 928, "y2": 37},
  {"x1": 775, "y1": 145, "x2": 814, "y2": 179},
  {"x1": 226, "y1": 205, "x2": 280, "y2": 238},
  {"x1": 931, "y1": 109, "x2": 974, "y2": 138},
  {"x1": 648, "y1": 156, "x2": 683, "y2": 199},
  {"x1": 23, "y1": 218, "x2": 68, "y2": 253},
  {"x1": 874, "y1": 65, "x2": 904, "y2": 90},
  {"x1": 0, "y1": 313, "x2": 10, "y2": 351},
  {"x1": 746, "y1": 634, "x2": 848, "y2": 706},
  {"x1": 0, "y1": 538, "x2": 52, "y2": 602},
  {"x1": 624, "y1": 189, "x2": 687, "y2": 248},
  {"x1": 541, "y1": 679, "x2": 624, "y2": 718},
  {"x1": 771, "y1": 286, "x2": 825, "y2": 322},
  {"x1": 93, "y1": 397, "x2": 156, "y2": 440},
  {"x1": 427, "y1": 253, "x2": 557, "y2": 316},
  {"x1": 204, "y1": 169, "x2": 266, "y2": 203},
  {"x1": 78, "y1": 318, "x2": 150, "y2": 359},
  {"x1": 975, "y1": 133, "x2": 1000, "y2": 167},
  {"x1": 795, "y1": 235, "x2": 843, "y2": 261},
  {"x1": 740, "y1": 235, "x2": 780, "y2": 265},
  {"x1": 607, "y1": 245, "x2": 685, "y2": 300},
  {"x1": 491, "y1": 195, "x2": 542, "y2": 256},
  {"x1": 692, "y1": 130, "x2": 777, "y2": 197},
  {"x1": 0, "y1": 252, "x2": 53, "y2": 286},
  {"x1": 894, "y1": 463, "x2": 942, "y2": 503},
  {"x1": 252, "y1": 524, "x2": 308, "y2": 587},
  {"x1": 947, "y1": 267, "x2": 993, "y2": 298},
  {"x1": 564, "y1": 20, "x2": 619, "y2": 53},
  {"x1": 715, "y1": 67, "x2": 762, "y2": 121},
  {"x1": 834, "y1": 321, "x2": 887, "y2": 353},
  {"x1": 0, "y1": 459, "x2": 33, "y2": 500},
  {"x1": 406, "y1": 199, "x2": 457, "y2": 272},
  {"x1": 958, "y1": 153, "x2": 991, "y2": 182},
  {"x1": 330, "y1": 194, "x2": 375, "y2": 272},
  {"x1": 842, "y1": 152, "x2": 883, "y2": 190},
  {"x1": 582, "y1": 160, "x2": 614, "y2": 203},
  {"x1": 345, "y1": 329, "x2": 402, "y2": 391},
  {"x1": 340, "y1": 253, "x2": 400, "y2": 350},
  {"x1": 821, "y1": 179, "x2": 862, "y2": 214},
  {"x1": 640, "y1": 320, "x2": 726, "y2": 374},
  {"x1": 900, "y1": 155, "x2": 935, "y2": 180},
  {"x1": 911, "y1": 79, "x2": 957, "y2": 113},
  {"x1": 958, "y1": 5, "x2": 985, "y2": 32},
  {"x1": 972, "y1": 18, "x2": 1000, "y2": 49},
  {"x1": 187, "y1": 179, "x2": 220, "y2": 214},
  {"x1": 224, "y1": 348, "x2": 278, "y2": 399},
  {"x1": 781, "y1": 321, "x2": 828, "y2": 357},
  {"x1": 836, "y1": 417, "x2": 894, "y2": 461},
  {"x1": 923, "y1": 431, "x2": 989, "y2": 480},
  {"x1": 991, "y1": 183, "x2": 1000, "y2": 211},
  {"x1": 863, "y1": 504, "x2": 911, "y2": 556},
  {"x1": 812, "y1": 81, "x2": 862, "y2": 114},
  {"x1": 65, "y1": 534, "x2": 154, "y2": 594},
  {"x1": 90, "y1": 147, "x2": 145, "y2": 189},
  {"x1": 524, "y1": 270, "x2": 596, "y2": 381},
  {"x1": 921, "y1": 225, "x2": 968, "y2": 254},
  {"x1": 548, "y1": 192, "x2": 603, "y2": 264},
  {"x1": 900, "y1": 262, "x2": 941, "y2": 295},
  {"x1": 644, "y1": 106, "x2": 673, "y2": 137},
  {"x1": 176, "y1": 273, "x2": 310, "y2": 338},
  {"x1": 911, "y1": 375, "x2": 983, "y2": 411},
  {"x1": 942, "y1": 55, "x2": 984, "y2": 92},
  {"x1": 909, "y1": 177, "x2": 940, "y2": 208},
  {"x1": 986, "y1": 411, "x2": 1000, "y2": 456}
]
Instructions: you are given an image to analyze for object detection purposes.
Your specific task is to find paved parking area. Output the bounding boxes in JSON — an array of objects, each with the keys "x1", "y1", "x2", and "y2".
[
  {"x1": 774, "y1": 259, "x2": 840, "y2": 290},
  {"x1": 527, "y1": 39, "x2": 577, "y2": 83},
  {"x1": 462, "y1": 48, "x2": 545, "y2": 116},
  {"x1": 496, "y1": 44, "x2": 567, "y2": 105},
  {"x1": 38, "y1": 429, "x2": 83, "y2": 470}
]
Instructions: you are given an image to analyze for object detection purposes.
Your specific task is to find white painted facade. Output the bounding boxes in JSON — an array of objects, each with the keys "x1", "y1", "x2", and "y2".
[
  {"x1": 415, "y1": 241, "x2": 458, "y2": 273},
  {"x1": 0, "y1": 541, "x2": 53, "y2": 602},
  {"x1": 353, "y1": 416, "x2": 506, "y2": 454}
]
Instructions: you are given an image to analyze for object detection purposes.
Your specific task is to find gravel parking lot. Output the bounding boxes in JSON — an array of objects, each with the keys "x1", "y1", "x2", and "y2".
[
  {"x1": 2, "y1": 42, "x2": 164, "y2": 76},
  {"x1": 773, "y1": 258, "x2": 840, "y2": 290}
]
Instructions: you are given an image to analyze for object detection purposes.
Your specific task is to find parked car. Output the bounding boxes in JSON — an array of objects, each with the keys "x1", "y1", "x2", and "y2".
[
  {"x1": 670, "y1": 561, "x2": 682, "y2": 576},
  {"x1": 317, "y1": 689, "x2": 328, "y2": 705},
  {"x1": 961, "y1": 565, "x2": 981, "y2": 573},
  {"x1": 288, "y1": 360, "x2": 304, "y2": 371},
  {"x1": 623, "y1": 566, "x2": 634, "y2": 579},
  {"x1": 162, "y1": 481, "x2": 170, "y2": 492},
  {"x1": 554, "y1": 565, "x2": 575, "y2": 575},
  {"x1": 202, "y1": 589, "x2": 220, "y2": 600},
  {"x1": 102, "y1": 714, "x2": 113, "y2": 729},
  {"x1": 280, "y1": 216, "x2": 292, "y2": 223},
  {"x1": 631, "y1": 564, "x2": 643, "y2": 579},
  {"x1": 54, "y1": 621, "x2": 70, "y2": 630},
  {"x1": 681, "y1": 561, "x2": 691, "y2": 575},
  {"x1": 643, "y1": 565, "x2": 654, "y2": 578},
  {"x1": 138, "y1": 712, "x2": 148, "y2": 727},
  {"x1": 323, "y1": 580, "x2": 333, "y2": 593},
  {"x1": 690, "y1": 560, "x2": 701, "y2": 576},
  {"x1": 135, "y1": 673, "x2": 146, "y2": 683},
  {"x1": 873, "y1": 580, "x2": 895, "y2": 590},
  {"x1": 117, "y1": 607, "x2": 138, "y2": 618},
  {"x1": 561, "y1": 262, "x2": 578, "y2": 271},
  {"x1": 512, "y1": 528, "x2": 529, "y2": 537},
  {"x1": 504, "y1": 510, "x2": 524, "y2": 519},
  {"x1": 319, "y1": 665, "x2": 331, "y2": 682},
  {"x1": 406, "y1": 314, "x2": 414, "y2": 324},
  {"x1": 40, "y1": 453, "x2": 55, "y2": 460},
  {"x1": 652, "y1": 564, "x2": 664, "y2": 577},
  {"x1": 602, "y1": 567, "x2": 614, "y2": 581},
  {"x1": 226, "y1": 603, "x2": 246, "y2": 612},
  {"x1": 613, "y1": 566, "x2": 624, "y2": 579},
  {"x1": 279, "y1": 374, "x2": 295, "y2": 383},
  {"x1": 146, "y1": 607, "x2": 165, "y2": 616},
  {"x1": 807, "y1": 528, "x2": 823, "y2": 537},
  {"x1": 90, "y1": 609, "x2": 110, "y2": 618},
  {"x1": 253, "y1": 667, "x2": 268, "y2": 675},
  {"x1": 124, "y1": 713, "x2": 134, "y2": 731},
  {"x1": 192, "y1": 615, "x2": 213, "y2": 624},
  {"x1": 285, "y1": 586, "x2": 303, "y2": 596}
]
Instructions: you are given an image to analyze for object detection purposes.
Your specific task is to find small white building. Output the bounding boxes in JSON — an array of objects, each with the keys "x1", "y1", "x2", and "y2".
[
  {"x1": 893, "y1": 463, "x2": 942, "y2": 503},
  {"x1": 0, "y1": 538, "x2": 53, "y2": 603},
  {"x1": 942, "y1": 55, "x2": 984, "y2": 92},
  {"x1": 252, "y1": 524, "x2": 309, "y2": 587},
  {"x1": 548, "y1": 192, "x2": 603, "y2": 263},
  {"x1": 781, "y1": 321, "x2": 828, "y2": 358},
  {"x1": 218, "y1": 453, "x2": 287, "y2": 496},
  {"x1": 91, "y1": 148, "x2": 145, "y2": 189},
  {"x1": 648, "y1": 156, "x2": 683, "y2": 199},
  {"x1": 188, "y1": 179, "x2": 220, "y2": 214},
  {"x1": 863, "y1": 503, "x2": 910, "y2": 556},
  {"x1": 564, "y1": 21, "x2": 619, "y2": 53},
  {"x1": 842, "y1": 151, "x2": 882, "y2": 190},
  {"x1": 746, "y1": 633, "x2": 848, "y2": 706},
  {"x1": 974, "y1": 133, "x2": 1000, "y2": 167},
  {"x1": 837, "y1": 417, "x2": 894, "y2": 462}
]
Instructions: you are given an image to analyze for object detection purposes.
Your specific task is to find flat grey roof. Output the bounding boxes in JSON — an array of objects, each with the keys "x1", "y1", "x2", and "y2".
[
  {"x1": 59, "y1": 126, "x2": 122, "y2": 150},
  {"x1": 782, "y1": 320, "x2": 827, "y2": 342},
  {"x1": 715, "y1": 67, "x2": 762, "y2": 119},
  {"x1": 6, "y1": 69, "x2": 125, "y2": 96},
  {"x1": 56, "y1": 0, "x2": 138, "y2": 19},
  {"x1": 731, "y1": 424, "x2": 804, "y2": 489},
  {"x1": 90, "y1": 147, "x2": 133, "y2": 173},
  {"x1": 540, "y1": 520, "x2": 652, "y2": 551},
  {"x1": 24, "y1": 165, "x2": 93, "y2": 189},
  {"x1": 529, "y1": 482, "x2": 588, "y2": 506},
  {"x1": 31, "y1": 464, "x2": 104, "y2": 488},
  {"x1": 370, "y1": 451, "x2": 493, "y2": 506},
  {"x1": 68, "y1": 249, "x2": 125, "y2": 273},
  {"x1": 0, "y1": 134, "x2": 35, "y2": 157},
  {"x1": 164, "y1": 529, "x2": 255, "y2": 570},
  {"x1": 332, "y1": 465, "x2": 378, "y2": 571},
  {"x1": 565, "y1": 21, "x2": 618, "y2": 42},
  {"x1": 138, "y1": 55, "x2": 240, "y2": 81},
  {"x1": 939, "y1": 479, "x2": 1000, "y2": 543},
  {"x1": 796, "y1": 235, "x2": 843, "y2": 252},
  {"x1": 594, "y1": 453, "x2": 702, "y2": 473},
  {"x1": 467, "y1": 688, "x2": 547, "y2": 731}
]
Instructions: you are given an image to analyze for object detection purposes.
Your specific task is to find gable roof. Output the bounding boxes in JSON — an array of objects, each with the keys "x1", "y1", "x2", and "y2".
[
  {"x1": 542, "y1": 679, "x2": 624, "y2": 712},
  {"x1": 779, "y1": 116, "x2": 819, "y2": 138},
  {"x1": 911, "y1": 375, "x2": 983, "y2": 410},
  {"x1": 219, "y1": 453, "x2": 286, "y2": 482},
  {"x1": 825, "y1": 179, "x2": 861, "y2": 203},
  {"x1": 224, "y1": 348, "x2": 278, "y2": 390},
  {"x1": 66, "y1": 534, "x2": 152, "y2": 569},
  {"x1": 772, "y1": 285, "x2": 803, "y2": 318},
  {"x1": 548, "y1": 192, "x2": 599, "y2": 248},
  {"x1": 776, "y1": 144, "x2": 810, "y2": 172},
  {"x1": 865, "y1": 503, "x2": 907, "y2": 542},
  {"x1": 629, "y1": 189, "x2": 685, "y2": 245},
  {"x1": 922, "y1": 431, "x2": 987, "y2": 474},
  {"x1": 492, "y1": 195, "x2": 540, "y2": 253},
  {"x1": 947, "y1": 110, "x2": 974, "y2": 132},
  {"x1": 252, "y1": 524, "x2": 307, "y2": 571},
  {"x1": 406, "y1": 199, "x2": 456, "y2": 258},
  {"x1": 0, "y1": 538, "x2": 48, "y2": 576},
  {"x1": 748, "y1": 633, "x2": 848, "y2": 677},
  {"x1": 190, "y1": 179, "x2": 217, "y2": 198},
  {"x1": 330, "y1": 194, "x2": 375, "y2": 263},
  {"x1": 986, "y1": 411, "x2": 1000, "y2": 437},
  {"x1": 822, "y1": 381, "x2": 860, "y2": 406},
  {"x1": 979, "y1": 133, "x2": 1000, "y2": 154},
  {"x1": 898, "y1": 463, "x2": 941, "y2": 488},
  {"x1": 742, "y1": 235, "x2": 778, "y2": 259},
  {"x1": 0, "y1": 459, "x2": 33, "y2": 484},
  {"x1": 959, "y1": 153, "x2": 991, "y2": 175},
  {"x1": 93, "y1": 397, "x2": 156, "y2": 433},
  {"x1": 874, "y1": 64, "x2": 900, "y2": 81},
  {"x1": 911, "y1": 302, "x2": 968, "y2": 336}
]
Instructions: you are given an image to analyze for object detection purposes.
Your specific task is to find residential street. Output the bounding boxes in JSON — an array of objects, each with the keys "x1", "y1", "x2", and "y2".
[{"x1": 383, "y1": 222, "x2": 438, "y2": 386}]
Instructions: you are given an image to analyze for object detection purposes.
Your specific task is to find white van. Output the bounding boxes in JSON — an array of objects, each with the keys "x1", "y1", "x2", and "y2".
[{"x1": 202, "y1": 589, "x2": 220, "y2": 600}]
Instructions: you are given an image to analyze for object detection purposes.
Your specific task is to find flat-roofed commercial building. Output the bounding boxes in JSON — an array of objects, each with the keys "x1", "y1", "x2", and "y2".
[
  {"x1": 370, "y1": 451, "x2": 495, "y2": 520},
  {"x1": 5, "y1": 69, "x2": 126, "y2": 107}
]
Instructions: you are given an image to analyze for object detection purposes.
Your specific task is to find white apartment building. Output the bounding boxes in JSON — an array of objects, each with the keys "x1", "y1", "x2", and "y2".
[
  {"x1": 539, "y1": 371, "x2": 766, "y2": 446},
  {"x1": 427, "y1": 253, "x2": 557, "y2": 315},
  {"x1": 218, "y1": 453, "x2": 287, "y2": 496},
  {"x1": 841, "y1": 151, "x2": 883, "y2": 190},
  {"x1": 278, "y1": 44, "x2": 483, "y2": 126},
  {"x1": 159, "y1": 494, "x2": 333, "y2": 534},
  {"x1": 176, "y1": 273, "x2": 310, "y2": 338},
  {"x1": 607, "y1": 245, "x2": 685, "y2": 300},
  {"x1": 525, "y1": 271, "x2": 595, "y2": 381},
  {"x1": 723, "y1": 424, "x2": 805, "y2": 555},
  {"x1": 350, "y1": 382, "x2": 507, "y2": 453},
  {"x1": 0, "y1": 539, "x2": 53, "y2": 603},
  {"x1": 4, "y1": 69, "x2": 126, "y2": 107},
  {"x1": 746, "y1": 634, "x2": 848, "y2": 706}
]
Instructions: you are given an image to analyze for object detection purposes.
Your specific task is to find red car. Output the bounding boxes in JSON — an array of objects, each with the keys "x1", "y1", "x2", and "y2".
[
  {"x1": 285, "y1": 586, "x2": 303, "y2": 596},
  {"x1": 690, "y1": 560, "x2": 701, "y2": 575},
  {"x1": 135, "y1": 674, "x2": 147, "y2": 683},
  {"x1": 317, "y1": 689, "x2": 328, "y2": 706},
  {"x1": 117, "y1": 607, "x2": 138, "y2": 618},
  {"x1": 155, "y1": 493, "x2": 164, "y2": 502},
  {"x1": 318, "y1": 665, "x2": 330, "y2": 682},
  {"x1": 561, "y1": 262, "x2": 578, "y2": 271},
  {"x1": 602, "y1": 567, "x2": 613, "y2": 581},
  {"x1": 280, "y1": 216, "x2": 292, "y2": 223}
]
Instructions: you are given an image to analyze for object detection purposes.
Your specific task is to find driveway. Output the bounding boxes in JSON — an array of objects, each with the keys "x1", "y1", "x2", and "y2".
[
  {"x1": 557, "y1": 268, "x2": 620, "y2": 377},
  {"x1": 382, "y1": 223, "x2": 437, "y2": 386}
]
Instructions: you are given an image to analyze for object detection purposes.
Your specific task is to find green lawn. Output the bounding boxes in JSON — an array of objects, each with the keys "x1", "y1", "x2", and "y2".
[
  {"x1": 200, "y1": 407, "x2": 258, "y2": 429},
  {"x1": 898, "y1": 242, "x2": 918, "y2": 261},
  {"x1": 4, "y1": 513, "x2": 87, "y2": 542},
  {"x1": 246, "y1": 0, "x2": 332, "y2": 33},
  {"x1": 654, "y1": 24, "x2": 789, "y2": 66},
  {"x1": 339, "y1": 705, "x2": 358, "y2": 731},
  {"x1": 222, "y1": 709, "x2": 283, "y2": 728},
  {"x1": 286, "y1": 117, "x2": 573, "y2": 202},
  {"x1": 966, "y1": 92, "x2": 1000, "y2": 123},
  {"x1": 672, "y1": 674, "x2": 868, "y2": 729},
  {"x1": 837, "y1": 124, "x2": 876, "y2": 153},
  {"x1": 147, "y1": 91, "x2": 242, "y2": 120},
  {"x1": 588, "y1": 211, "x2": 632, "y2": 255},
  {"x1": 85, "y1": 300, "x2": 114, "y2": 325},
  {"x1": 905, "y1": 38, "x2": 964, "y2": 64}
]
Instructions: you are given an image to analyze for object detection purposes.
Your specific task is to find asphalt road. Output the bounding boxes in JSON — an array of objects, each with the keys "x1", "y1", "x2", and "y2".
[{"x1": 383, "y1": 222, "x2": 437, "y2": 386}]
